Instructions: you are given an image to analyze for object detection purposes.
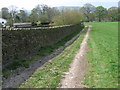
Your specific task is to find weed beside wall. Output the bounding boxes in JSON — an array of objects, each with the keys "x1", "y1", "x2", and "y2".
[{"x1": 2, "y1": 24, "x2": 84, "y2": 66}]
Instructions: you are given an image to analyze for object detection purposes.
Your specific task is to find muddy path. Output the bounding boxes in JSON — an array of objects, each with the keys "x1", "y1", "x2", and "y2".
[{"x1": 60, "y1": 25, "x2": 92, "y2": 88}]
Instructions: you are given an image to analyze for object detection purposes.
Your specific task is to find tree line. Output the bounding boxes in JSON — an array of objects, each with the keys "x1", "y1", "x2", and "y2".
[{"x1": 0, "y1": 3, "x2": 119, "y2": 26}]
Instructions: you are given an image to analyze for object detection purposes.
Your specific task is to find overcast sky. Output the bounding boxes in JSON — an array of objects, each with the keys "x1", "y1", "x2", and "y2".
[{"x1": 0, "y1": 0, "x2": 119, "y2": 10}]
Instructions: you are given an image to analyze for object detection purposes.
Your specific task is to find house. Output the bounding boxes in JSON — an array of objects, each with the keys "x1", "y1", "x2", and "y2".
[
  {"x1": 0, "y1": 18, "x2": 7, "y2": 28},
  {"x1": 0, "y1": 18, "x2": 7, "y2": 23},
  {"x1": 13, "y1": 23, "x2": 32, "y2": 28}
]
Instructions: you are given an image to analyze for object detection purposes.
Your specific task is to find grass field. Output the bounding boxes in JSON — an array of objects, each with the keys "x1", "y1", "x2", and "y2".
[
  {"x1": 19, "y1": 27, "x2": 87, "y2": 88},
  {"x1": 83, "y1": 22, "x2": 118, "y2": 88},
  {"x1": 9, "y1": 22, "x2": 118, "y2": 88}
]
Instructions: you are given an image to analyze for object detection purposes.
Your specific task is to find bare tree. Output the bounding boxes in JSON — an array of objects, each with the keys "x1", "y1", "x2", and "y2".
[
  {"x1": 81, "y1": 3, "x2": 96, "y2": 22},
  {"x1": 29, "y1": 4, "x2": 60, "y2": 24},
  {"x1": 18, "y1": 9, "x2": 29, "y2": 22},
  {"x1": 8, "y1": 5, "x2": 17, "y2": 26}
]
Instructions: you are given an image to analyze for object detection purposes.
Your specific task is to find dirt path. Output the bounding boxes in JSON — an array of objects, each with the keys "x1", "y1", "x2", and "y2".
[
  {"x1": 60, "y1": 25, "x2": 92, "y2": 88},
  {"x1": 2, "y1": 26, "x2": 87, "y2": 88}
]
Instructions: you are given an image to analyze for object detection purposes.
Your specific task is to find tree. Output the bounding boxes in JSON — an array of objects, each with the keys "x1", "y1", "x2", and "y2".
[
  {"x1": 95, "y1": 6, "x2": 107, "y2": 22},
  {"x1": 18, "y1": 9, "x2": 29, "y2": 22},
  {"x1": 1, "y1": 7, "x2": 9, "y2": 19},
  {"x1": 29, "y1": 8, "x2": 39, "y2": 23},
  {"x1": 81, "y1": 3, "x2": 96, "y2": 22},
  {"x1": 119, "y1": 6, "x2": 120, "y2": 21},
  {"x1": 29, "y1": 4, "x2": 60, "y2": 24},
  {"x1": 40, "y1": 5, "x2": 59, "y2": 22},
  {"x1": 108, "y1": 7, "x2": 118, "y2": 21},
  {"x1": 53, "y1": 8, "x2": 83, "y2": 25},
  {"x1": 0, "y1": 11, "x2": 2, "y2": 17},
  {"x1": 8, "y1": 5, "x2": 18, "y2": 26}
]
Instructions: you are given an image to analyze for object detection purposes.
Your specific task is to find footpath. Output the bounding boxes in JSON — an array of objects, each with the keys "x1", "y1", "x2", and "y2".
[{"x1": 61, "y1": 25, "x2": 92, "y2": 88}]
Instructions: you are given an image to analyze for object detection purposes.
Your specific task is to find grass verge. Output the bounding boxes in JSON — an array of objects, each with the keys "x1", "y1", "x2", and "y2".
[
  {"x1": 3, "y1": 25, "x2": 84, "y2": 78},
  {"x1": 83, "y1": 22, "x2": 118, "y2": 88},
  {"x1": 19, "y1": 27, "x2": 87, "y2": 88}
]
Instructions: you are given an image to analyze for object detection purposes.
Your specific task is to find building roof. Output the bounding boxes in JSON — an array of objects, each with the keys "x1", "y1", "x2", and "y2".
[{"x1": 13, "y1": 23, "x2": 31, "y2": 26}]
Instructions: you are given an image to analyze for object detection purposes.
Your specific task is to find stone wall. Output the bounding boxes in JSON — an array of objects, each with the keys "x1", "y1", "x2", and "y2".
[{"x1": 2, "y1": 24, "x2": 84, "y2": 66}]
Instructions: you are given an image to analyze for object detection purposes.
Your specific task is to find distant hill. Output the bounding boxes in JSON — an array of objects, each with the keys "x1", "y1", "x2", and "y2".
[{"x1": 54, "y1": 6, "x2": 81, "y2": 10}]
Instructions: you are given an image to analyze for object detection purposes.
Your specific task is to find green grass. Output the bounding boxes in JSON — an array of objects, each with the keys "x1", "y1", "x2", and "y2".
[
  {"x1": 3, "y1": 25, "x2": 84, "y2": 78},
  {"x1": 19, "y1": 28, "x2": 87, "y2": 88},
  {"x1": 83, "y1": 22, "x2": 118, "y2": 88}
]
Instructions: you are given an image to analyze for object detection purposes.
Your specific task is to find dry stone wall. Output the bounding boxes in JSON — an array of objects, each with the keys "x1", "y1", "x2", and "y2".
[{"x1": 2, "y1": 24, "x2": 84, "y2": 66}]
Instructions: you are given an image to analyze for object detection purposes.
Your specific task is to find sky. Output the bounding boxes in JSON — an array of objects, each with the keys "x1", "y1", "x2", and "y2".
[{"x1": 0, "y1": 0, "x2": 119, "y2": 10}]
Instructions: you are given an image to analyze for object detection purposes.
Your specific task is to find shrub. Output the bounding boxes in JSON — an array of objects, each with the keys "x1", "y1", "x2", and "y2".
[{"x1": 53, "y1": 8, "x2": 84, "y2": 26}]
